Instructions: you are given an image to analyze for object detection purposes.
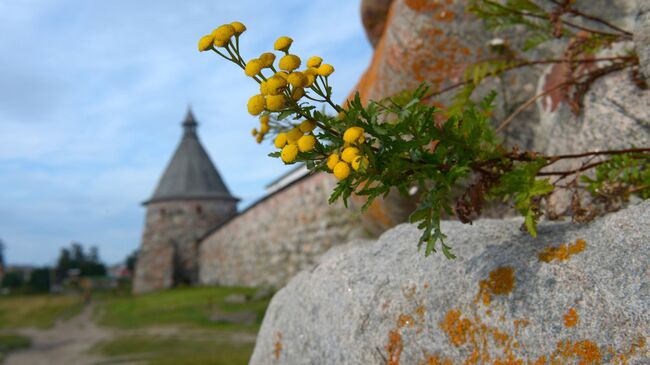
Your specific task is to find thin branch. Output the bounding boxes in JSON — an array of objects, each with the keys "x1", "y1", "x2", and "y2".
[{"x1": 547, "y1": 0, "x2": 633, "y2": 36}]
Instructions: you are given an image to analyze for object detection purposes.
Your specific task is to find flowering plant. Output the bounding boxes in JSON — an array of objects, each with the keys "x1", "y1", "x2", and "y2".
[{"x1": 198, "y1": 4, "x2": 649, "y2": 259}]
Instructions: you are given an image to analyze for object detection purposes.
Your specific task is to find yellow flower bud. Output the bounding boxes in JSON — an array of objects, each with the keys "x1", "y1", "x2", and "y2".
[
  {"x1": 341, "y1": 146, "x2": 360, "y2": 163},
  {"x1": 357, "y1": 134, "x2": 366, "y2": 144},
  {"x1": 326, "y1": 154, "x2": 340, "y2": 171},
  {"x1": 256, "y1": 134, "x2": 264, "y2": 144},
  {"x1": 266, "y1": 94, "x2": 286, "y2": 111},
  {"x1": 297, "y1": 135, "x2": 316, "y2": 152},
  {"x1": 266, "y1": 75, "x2": 287, "y2": 95},
  {"x1": 213, "y1": 38, "x2": 228, "y2": 48},
  {"x1": 247, "y1": 94, "x2": 266, "y2": 115},
  {"x1": 291, "y1": 87, "x2": 304, "y2": 101},
  {"x1": 230, "y1": 21, "x2": 246, "y2": 34},
  {"x1": 213, "y1": 24, "x2": 236, "y2": 43},
  {"x1": 198, "y1": 34, "x2": 215, "y2": 52},
  {"x1": 303, "y1": 68, "x2": 317, "y2": 86},
  {"x1": 337, "y1": 110, "x2": 347, "y2": 120},
  {"x1": 279, "y1": 54, "x2": 301, "y2": 72},
  {"x1": 259, "y1": 52, "x2": 276, "y2": 68},
  {"x1": 274, "y1": 133, "x2": 288, "y2": 148},
  {"x1": 333, "y1": 161, "x2": 351, "y2": 180},
  {"x1": 245, "y1": 59, "x2": 263, "y2": 77},
  {"x1": 287, "y1": 127, "x2": 303, "y2": 144},
  {"x1": 274, "y1": 36, "x2": 293, "y2": 52},
  {"x1": 251, "y1": 128, "x2": 258, "y2": 136},
  {"x1": 317, "y1": 64, "x2": 334, "y2": 77},
  {"x1": 307, "y1": 56, "x2": 323, "y2": 68},
  {"x1": 281, "y1": 144, "x2": 298, "y2": 163},
  {"x1": 351, "y1": 155, "x2": 369, "y2": 171},
  {"x1": 260, "y1": 81, "x2": 269, "y2": 95},
  {"x1": 274, "y1": 71, "x2": 289, "y2": 80},
  {"x1": 260, "y1": 122, "x2": 270, "y2": 134},
  {"x1": 260, "y1": 114, "x2": 270, "y2": 125},
  {"x1": 343, "y1": 127, "x2": 364, "y2": 143},
  {"x1": 299, "y1": 120, "x2": 317, "y2": 133},
  {"x1": 287, "y1": 72, "x2": 308, "y2": 88}
]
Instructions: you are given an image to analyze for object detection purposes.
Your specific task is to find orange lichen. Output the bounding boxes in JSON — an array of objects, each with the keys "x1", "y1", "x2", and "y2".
[
  {"x1": 539, "y1": 239, "x2": 587, "y2": 263},
  {"x1": 476, "y1": 267, "x2": 516, "y2": 306},
  {"x1": 564, "y1": 308, "x2": 579, "y2": 328},
  {"x1": 553, "y1": 340, "x2": 602, "y2": 365},
  {"x1": 273, "y1": 332, "x2": 283, "y2": 360},
  {"x1": 420, "y1": 354, "x2": 453, "y2": 365},
  {"x1": 386, "y1": 330, "x2": 403, "y2": 365},
  {"x1": 398, "y1": 313, "x2": 416, "y2": 328},
  {"x1": 440, "y1": 309, "x2": 472, "y2": 347}
]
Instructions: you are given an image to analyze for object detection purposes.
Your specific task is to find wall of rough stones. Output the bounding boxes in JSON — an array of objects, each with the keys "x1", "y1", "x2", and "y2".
[
  {"x1": 199, "y1": 173, "x2": 367, "y2": 288},
  {"x1": 133, "y1": 199, "x2": 236, "y2": 294}
]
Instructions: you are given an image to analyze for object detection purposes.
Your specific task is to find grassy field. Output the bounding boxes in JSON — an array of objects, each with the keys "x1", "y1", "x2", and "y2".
[
  {"x1": 0, "y1": 333, "x2": 31, "y2": 361},
  {"x1": 91, "y1": 335, "x2": 253, "y2": 365},
  {"x1": 0, "y1": 294, "x2": 84, "y2": 329},
  {"x1": 96, "y1": 286, "x2": 271, "y2": 331}
]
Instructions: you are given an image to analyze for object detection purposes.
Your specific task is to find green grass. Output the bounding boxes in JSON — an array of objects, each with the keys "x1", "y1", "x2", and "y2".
[
  {"x1": 96, "y1": 286, "x2": 271, "y2": 331},
  {"x1": 91, "y1": 335, "x2": 252, "y2": 365},
  {"x1": 0, "y1": 294, "x2": 84, "y2": 329},
  {"x1": 0, "y1": 333, "x2": 31, "y2": 361}
]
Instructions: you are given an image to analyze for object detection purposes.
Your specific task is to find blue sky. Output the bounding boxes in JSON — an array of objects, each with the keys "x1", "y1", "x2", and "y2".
[{"x1": 0, "y1": 1, "x2": 373, "y2": 266}]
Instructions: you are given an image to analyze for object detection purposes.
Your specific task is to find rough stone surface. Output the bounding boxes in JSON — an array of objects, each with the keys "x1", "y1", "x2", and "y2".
[
  {"x1": 636, "y1": 3, "x2": 650, "y2": 82},
  {"x1": 250, "y1": 201, "x2": 650, "y2": 364},
  {"x1": 133, "y1": 199, "x2": 236, "y2": 294},
  {"x1": 199, "y1": 173, "x2": 368, "y2": 288}
]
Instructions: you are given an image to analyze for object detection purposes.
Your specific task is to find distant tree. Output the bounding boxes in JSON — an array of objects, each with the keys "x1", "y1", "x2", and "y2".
[
  {"x1": 28, "y1": 268, "x2": 51, "y2": 292},
  {"x1": 0, "y1": 238, "x2": 5, "y2": 269},
  {"x1": 1, "y1": 271, "x2": 23, "y2": 289},
  {"x1": 125, "y1": 250, "x2": 139, "y2": 273},
  {"x1": 55, "y1": 242, "x2": 106, "y2": 281}
]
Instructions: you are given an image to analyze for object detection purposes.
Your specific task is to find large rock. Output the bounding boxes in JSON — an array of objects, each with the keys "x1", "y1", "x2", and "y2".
[
  {"x1": 636, "y1": 3, "x2": 650, "y2": 82},
  {"x1": 250, "y1": 201, "x2": 649, "y2": 364}
]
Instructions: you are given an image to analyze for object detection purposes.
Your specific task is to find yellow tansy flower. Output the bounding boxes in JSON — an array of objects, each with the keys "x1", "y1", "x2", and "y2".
[
  {"x1": 343, "y1": 127, "x2": 364, "y2": 143},
  {"x1": 291, "y1": 87, "x2": 304, "y2": 101},
  {"x1": 333, "y1": 161, "x2": 351, "y2": 180},
  {"x1": 287, "y1": 72, "x2": 308, "y2": 88},
  {"x1": 317, "y1": 64, "x2": 334, "y2": 77},
  {"x1": 303, "y1": 68, "x2": 318, "y2": 86},
  {"x1": 274, "y1": 71, "x2": 289, "y2": 80},
  {"x1": 213, "y1": 38, "x2": 228, "y2": 48},
  {"x1": 256, "y1": 134, "x2": 264, "y2": 144},
  {"x1": 230, "y1": 21, "x2": 246, "y2": 34},
  {"x1": 260, "y1": 122, "x2": 270, "y2": 134},
  {"x1": 259, "y1": 52, "x2": 276, "y2": 68},
  {"x1": 198, "y1": 34, "x2": 214, "y2": 51},
  {"x1": 274, "y1": 36, "x2": 293, "y2": 52},
  {"x1": 266, "y1": 94, "x2": 286, "y2": 111},
  {"x1": 245, "y1": 59, "x2": 263, "y2": 77},
  {"x1": 306, "y1": 56, "x2": 322, "y2": 68},
  {"x1": 287, "y1": 127, "x2": 303, "y2": 144},
  {"x1": 341, "y1": 146, "x2": 360, "y2": 163},
  {"x1": 326, "y1": 154, "x2": 339, "y2": 171},
  {"x1": 279, "y1": 54, "x2": 301, "y2": 72},
  {"x1": 297, "y1": 135, "x2": 316, "y2": 152},
  {"x1": 251, "y1": 128, "x2": 258, "y2": 136},
  {"x1": 247, "y1": 94, "x2": 265, "y2": 115},
  {"x1": 260, "y1": 114, "x2": 270, "y2": 125},
  {"x1": 274, "y1": 133, "x2": 288, "y2": 148},
  {"x1": 213, "y1": 24, "x2": 236, "y2": 42},
  {"x1": 299, "y1": 120, "x2": 317, "y2": 133},
  {"x1": 266, "y1": 75, "x2": 287, "y2": 95},
  {"x1": 351, "y1": 156, "x2": 368, "y2": 171},
  {"x1": 260, "y1": 81, "x2": 269, "y2": 95},
  {"x1": 281, "y1": 144, "x2": 298, "y2": 163}
]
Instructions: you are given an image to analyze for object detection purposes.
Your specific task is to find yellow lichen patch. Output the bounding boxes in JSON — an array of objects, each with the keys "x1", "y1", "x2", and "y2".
[
  {"x1": 475, "y1": 267, "x2": 516, "y2": 306},
  {"x1": 552, "y1": 339, "x2": 602, "y2": 365},
  {"x1": 564, "y1": 307, "x2": 579, "y2": 328},
  {"x1": 398, "y1": 313, "x2": 416, "y2": 329},
  {"x1": 439, "y1": 309, "x2": 472, "y2": 347},
  {"x1": 539, "y1": 238, "x2": 586, "y2": 263}
]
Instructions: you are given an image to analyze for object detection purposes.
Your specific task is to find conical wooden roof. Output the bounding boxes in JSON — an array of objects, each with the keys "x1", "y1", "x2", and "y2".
[{"x1": 145, "y1": 109, "x2": 237, "y2": 204}]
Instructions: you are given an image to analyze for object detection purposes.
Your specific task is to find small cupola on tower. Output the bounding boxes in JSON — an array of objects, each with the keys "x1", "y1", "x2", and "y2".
[{"x1": 133, "y1": 108, "x2": 239, "y2": 294}]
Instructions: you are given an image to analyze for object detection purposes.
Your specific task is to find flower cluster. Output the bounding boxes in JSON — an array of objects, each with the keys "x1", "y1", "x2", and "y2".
[
  {"x1": 273, "y1": 120, "x2": 317, "y2": 163},
  {"x1": 326, "y1": 126, "x2": 369, "y2": 180}
]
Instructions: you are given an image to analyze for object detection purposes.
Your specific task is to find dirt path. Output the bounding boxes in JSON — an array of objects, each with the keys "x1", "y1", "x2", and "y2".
[
  {"x1": 3, "y1": 304, "x2": 110, "y2": 365},
  {"x1": 2, "y1": 303, "x2": 258, "y2": 365}
]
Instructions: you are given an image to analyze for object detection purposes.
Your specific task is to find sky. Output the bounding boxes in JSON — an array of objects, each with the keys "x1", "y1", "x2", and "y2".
[{"x1": 0, "y1": 0, "x2": 373, "y2": 266}]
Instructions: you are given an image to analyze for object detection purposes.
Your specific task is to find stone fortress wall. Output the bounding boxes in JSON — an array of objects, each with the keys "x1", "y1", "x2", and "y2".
[{"x1": 198, "y1": 172, "x2": 366, "y2": 288}]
